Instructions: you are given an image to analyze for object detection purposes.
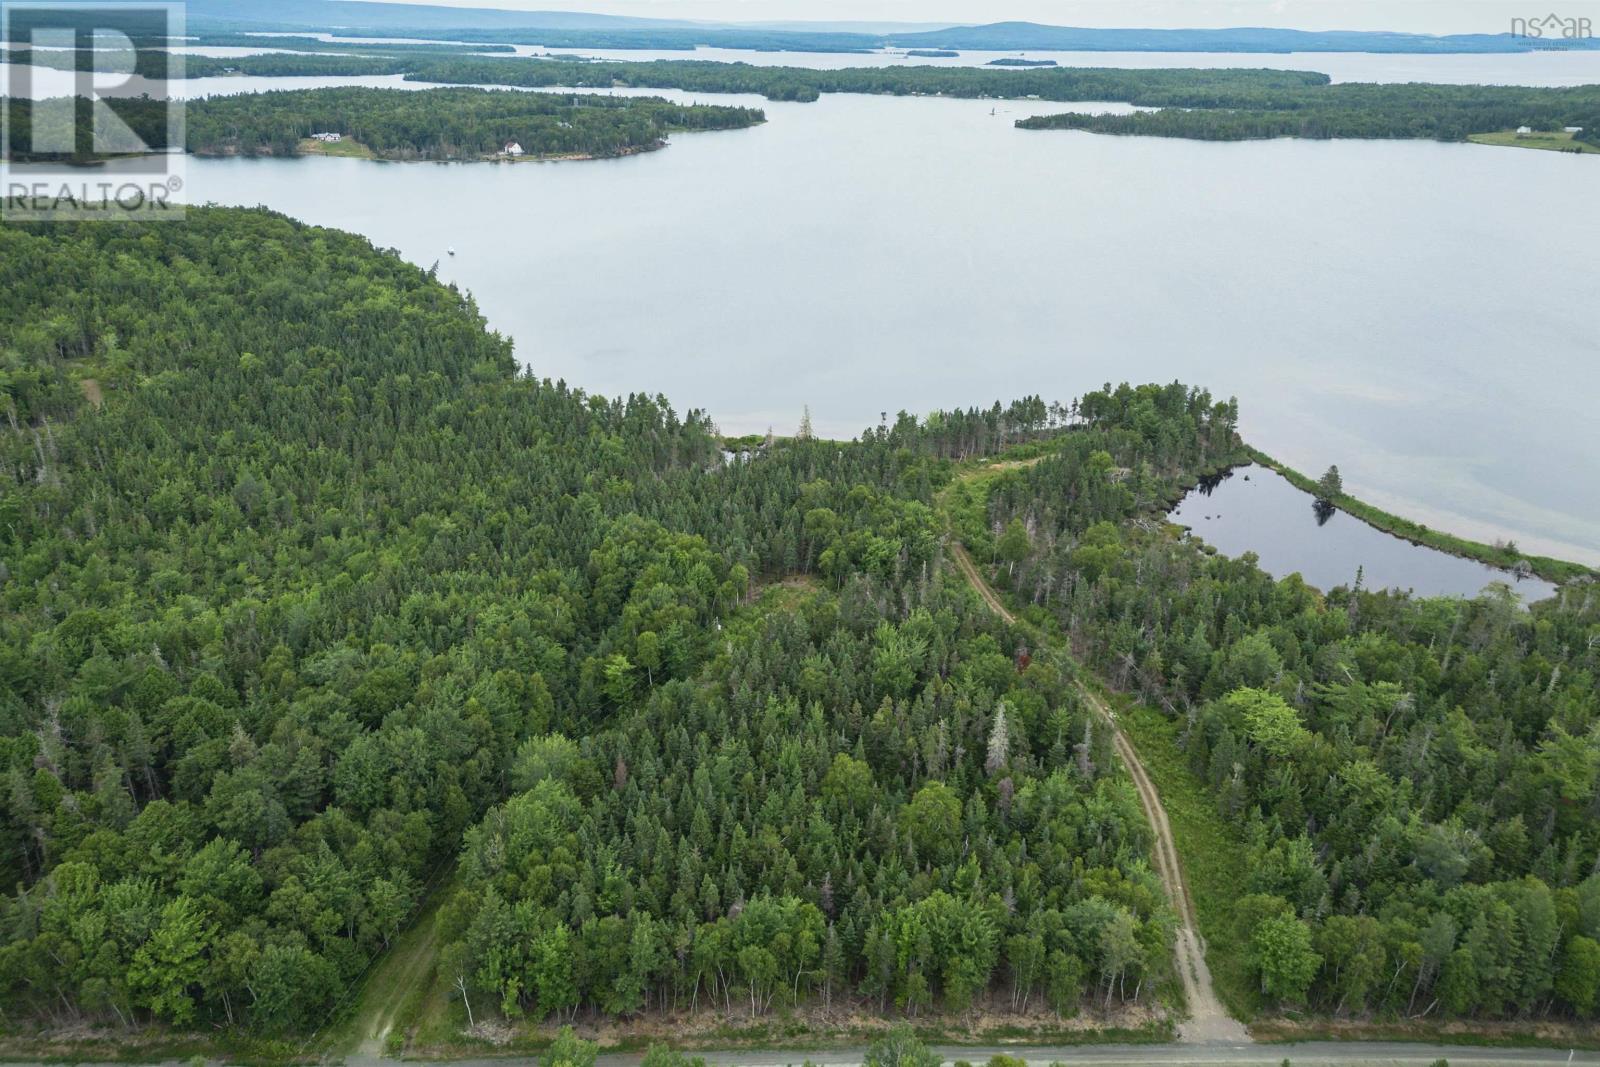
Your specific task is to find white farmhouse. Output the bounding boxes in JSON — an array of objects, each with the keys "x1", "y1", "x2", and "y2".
[{"x1": 503, "y1": 141, "x2": 525, "y2": 157}]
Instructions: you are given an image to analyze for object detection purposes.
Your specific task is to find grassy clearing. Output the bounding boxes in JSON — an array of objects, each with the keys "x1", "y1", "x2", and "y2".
[
  {"x1": 935, "y1": 442, "x2": 1061, "y2": 556},
  {"x1": 1469, "y1": 129, "x2": 1599, "y2": 154},
  {"x1": 328, "y1": 872, "x2": 455, "y2": 1057},
  {"x1": 406, "y1": 1013, "x2": 1173, "y2": 1059},
  {"x1": 1246, "y1": 447, "x2": 1596, "y2": 586},
  {"x1": 1109, "y1": 697, "x2": 1259, "y2": 1022},
  {"x1": 296, "y1": 136, "x2": 377, "y2": 159},
  {"x1": 1254, "y1": 1016, "x2": 1600, "y2": 1050},
  {"x1": 0, "y1": 1033, "x2": 305, "y2": 1064}
]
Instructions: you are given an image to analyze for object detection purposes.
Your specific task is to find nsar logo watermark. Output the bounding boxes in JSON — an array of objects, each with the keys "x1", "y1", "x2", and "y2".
[
  {"x1": 2, "y1": 2, "x2": 187, "y2": 222},
  {"x1": 1510, "y1": 11, "x2": 1594, "y2": 37}
]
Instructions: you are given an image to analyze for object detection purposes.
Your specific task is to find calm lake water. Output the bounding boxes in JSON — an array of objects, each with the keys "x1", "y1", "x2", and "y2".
[
  {"x1": 3, "y1": 55, "x2": 1598, "y2": 567},
  {"x1": 1170, "y1": 464, "x2": 1557, "y2": 601}
]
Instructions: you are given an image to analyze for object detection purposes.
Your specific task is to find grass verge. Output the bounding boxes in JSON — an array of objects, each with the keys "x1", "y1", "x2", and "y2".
[
  {"x1": 1108, "y1": 696, "x2": 1258, "y2": 1022},
  {"x1": 1468, "y1": 129, "x2": 1599, "y2": 155},
  {"x1": 1254, "y1": 1016, "x2": 1600, "y2": 1050}
]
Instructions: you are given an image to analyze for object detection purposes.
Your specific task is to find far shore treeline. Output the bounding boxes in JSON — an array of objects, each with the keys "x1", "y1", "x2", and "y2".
[{"x1": 4, "y1": 87, "x2": 764, "y2": 162}]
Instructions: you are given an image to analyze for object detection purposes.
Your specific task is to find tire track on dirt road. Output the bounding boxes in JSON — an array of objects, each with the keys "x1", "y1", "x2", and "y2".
[{"x1": 944, "y1": 539, "x2": 1249, "y2": 1044}]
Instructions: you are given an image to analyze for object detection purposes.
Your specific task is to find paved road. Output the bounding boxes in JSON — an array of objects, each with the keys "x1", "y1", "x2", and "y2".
[
  {"x1": 605, "y1": 1045, "x2": 1598, "y2": 1067},
  {"x1": 8, "y1": 1042, "x2": 1600, "y2": 1067},
  {"x1": 344, "y1": 1043, "x2": 1600, "y2": 1067}
]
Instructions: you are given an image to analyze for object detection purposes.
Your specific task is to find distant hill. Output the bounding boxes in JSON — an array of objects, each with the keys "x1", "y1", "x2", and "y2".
[
  {"x1": 74, "y1": 1, "x2": 1600, "y2": 54},
  {"x1": 147, "y1": 0, "x2": 706, "y2": 32},
  {"x1": 888, "y1": 21, "x2": 1600, "y2": 53}
]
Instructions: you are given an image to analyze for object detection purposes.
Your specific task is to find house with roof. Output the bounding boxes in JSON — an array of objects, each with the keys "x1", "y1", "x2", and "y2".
[{"x1": 503, "y1": 141, "x2": 525, "y2": 157}]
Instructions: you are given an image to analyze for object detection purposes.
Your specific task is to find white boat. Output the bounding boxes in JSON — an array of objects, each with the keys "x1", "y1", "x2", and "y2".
[{"x1": 447, "y1": 246, "x2": 456, "y2": 256}]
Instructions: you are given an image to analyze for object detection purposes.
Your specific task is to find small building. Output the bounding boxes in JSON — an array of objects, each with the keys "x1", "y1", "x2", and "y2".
[
  {"x1": 310, "y1": 132, "x2": 343, "y2": 143},
  {"x1": 1516, "y1": 125, "x2": 1533, "y2": 135},
  {"x1": 503, "y1": 141, "x2": 525, "y2": 157},
  {"x1": 1565, "y1": 126, "x2": 1585, "y2": 133}
]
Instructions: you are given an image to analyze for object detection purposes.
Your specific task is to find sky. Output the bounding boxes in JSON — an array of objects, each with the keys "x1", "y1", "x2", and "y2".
[{"x1": 340, "y1": 0, "x2": 1568, "y2": 35}]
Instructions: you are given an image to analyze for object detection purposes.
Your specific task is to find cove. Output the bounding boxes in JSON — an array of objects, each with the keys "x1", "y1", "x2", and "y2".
[{"x1": 1169, "y1": 464, "x2": 1557, "y2": 601}]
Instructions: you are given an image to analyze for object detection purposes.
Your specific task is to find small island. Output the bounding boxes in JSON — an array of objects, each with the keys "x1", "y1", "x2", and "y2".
[
  {"x1": 906, "y1": 48, "x2": 960, "y2": 58},
  {"x1": 988, "y1": 57, "x2": 1058, "y2": 67}
]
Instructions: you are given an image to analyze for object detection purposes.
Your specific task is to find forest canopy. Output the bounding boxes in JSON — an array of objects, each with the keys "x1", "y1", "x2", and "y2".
[
  {"x1": 0, "y1": 205, "x2": 1596, "y2": 1044},
  {"x1": 6, "y1": 88, "x2": 764, "y2": 163},
  {"x1": 1017, "y1": 82, "x2": 1600, "y2": 143}
]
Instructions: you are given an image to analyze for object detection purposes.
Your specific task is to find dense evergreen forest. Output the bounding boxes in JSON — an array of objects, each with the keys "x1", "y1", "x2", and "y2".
[
  {"x1": 16, "y1": 46, "x2": 1596, "y2": 145},
  {"x1": 178, "y1": 87, "x2": 761, "y2": 160},
  {"x1": 966, "y1": 384, "x2": 1600, "y2": 1018},
  {"x1": 0, "y1": 209, "x2": 1162, "y2": 1036},
  {"x1": 1, "y1": 206, "x2": 1597, "y2": 1044},
  {"x1": 1017, "y1": 82, "x2": 1600, "y2": 143},
  {"x1": 392, "y1": 58, "x2": 1331, "y2": 106},
  {"x1": 82, "y1": 51, "x2": 1327, "y2": 104},
  {"x1": 6, "y1": 89, "x2": 762, "y2": 163}
]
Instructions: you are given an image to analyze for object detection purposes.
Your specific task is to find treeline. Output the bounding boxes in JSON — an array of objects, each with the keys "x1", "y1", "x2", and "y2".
[
  {"x1": 180, "y1": 87, "x2": 761, "y2": 160},
  {"x1": 969, "y1": 382, "x2": 1600, "y2": 1020},
  {"x1": 109, "y1": 52, "x2": 1330, "y2": 104},
  {"x1": 193, "y1": 34, "x2": 520, "y2": 55},
  {"x1": 0, "y1": 207, "x2": 1169, "y2": 1035},
  {"x1": 441, "y1": 585, "x2": 1169, "y2": 1022},
  {"x1": 7, "y1": 88, "x2": 763, "y2": 163},
  {"x1": 1018, "y1": 82, "x2": 1600, "y2": 143},
  {"x1": 394, "y1": 58, "x2": 1331, "y2": 105}
]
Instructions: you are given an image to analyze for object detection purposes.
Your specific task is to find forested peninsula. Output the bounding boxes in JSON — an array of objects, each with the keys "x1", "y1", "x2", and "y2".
[
  {"x1": 1017, "y1": 82, "x2": 1600, "y2": 146},
  {"x1": 1, "y1": 207, "x2": 1598, "y2": 1056},
  {"x1": 113, "y1": 51, "x2": 1334, "y2": 104},
  {"x1": 8, "y1": 88, "x2": 764, "y2": 163},
  {"x1": 24, "y1": 40, "x2": 1596, "y2": 148}
]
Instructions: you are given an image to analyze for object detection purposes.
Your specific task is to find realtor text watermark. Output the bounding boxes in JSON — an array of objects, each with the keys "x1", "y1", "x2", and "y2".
[{"x1": 1, "y1": 2, "x2": 186, "y2": 222}]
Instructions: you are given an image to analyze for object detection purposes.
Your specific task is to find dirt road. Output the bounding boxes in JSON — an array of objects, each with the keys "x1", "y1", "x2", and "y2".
[
  {"x1": 344, "y1": 888, "x2": 446, "y2": 1057},
  {"x1": 944, "y1": 540, "x2": 1248, "y2": 1045}
]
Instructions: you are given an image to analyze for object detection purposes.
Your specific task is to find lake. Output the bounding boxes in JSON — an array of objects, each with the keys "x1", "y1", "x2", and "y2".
[
  {"x1": 1169, "y1": 464, "x2": 1557, "y2": 601},
  {"x1": 232, "y1": 35, "x2": 1600, "y2": 86},
  {"x1": 2, "y1": 56, "x2": 1597, "y2": 567}
]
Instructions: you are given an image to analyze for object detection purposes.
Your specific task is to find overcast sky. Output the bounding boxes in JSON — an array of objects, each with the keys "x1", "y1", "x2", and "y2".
[{"x1": 342, "y1": 0, "x2": 1568, "y2": 35}]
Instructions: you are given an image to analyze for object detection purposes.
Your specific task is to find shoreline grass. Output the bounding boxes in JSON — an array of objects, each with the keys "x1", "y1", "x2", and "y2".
[
  {"x1": 1245, "y1": 447, "x2": 1596, "y2": 586},
  {"x1": 1468, "y1": 129, "x2": 1599, "y2": 155},
  {"x1": 295, "y1": 136, "x2": 377, "y2": 158}
]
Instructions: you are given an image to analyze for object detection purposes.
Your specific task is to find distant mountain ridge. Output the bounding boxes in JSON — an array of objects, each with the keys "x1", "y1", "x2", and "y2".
[
  {"x1": 887, "y1": 21, "x2": 1600, "y2": 53},
  {"x1": 78, "y1": 0, "x2": 1600, "y2": 53}
]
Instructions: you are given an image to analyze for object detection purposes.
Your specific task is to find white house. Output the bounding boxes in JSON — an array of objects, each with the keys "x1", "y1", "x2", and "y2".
[
  {"x1": 503, "y1": 142, "x2": 525, "y2": 157},
  {"x1": 310, "y1": 132, "x2": 342, "y2": 143},
  {"x1": 1516, "y1": 125, "x2": 1533, "y2": 135},
  {"x1": 1565, "y1": 126, "x2": 1585, "y2": 134}
]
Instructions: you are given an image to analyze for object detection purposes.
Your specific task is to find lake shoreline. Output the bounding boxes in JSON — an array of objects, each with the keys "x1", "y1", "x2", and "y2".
[{"x1": 1243, "y1": 447, "x2": 1596, "y2": 587}]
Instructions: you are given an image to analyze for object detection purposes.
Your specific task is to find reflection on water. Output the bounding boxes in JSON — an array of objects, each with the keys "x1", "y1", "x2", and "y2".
[{"x1": 1171, "y1": 465, "x2": 1556, "y2": 602}]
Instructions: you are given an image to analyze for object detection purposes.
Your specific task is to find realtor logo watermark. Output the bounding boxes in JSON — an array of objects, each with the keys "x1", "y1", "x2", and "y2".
[
  {"x1": 1511, "y1": 12, "x2": 1594, "y2": 37},
  {"x1": 2, "y1": 2, "x2": 186, "y2": 221}
]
